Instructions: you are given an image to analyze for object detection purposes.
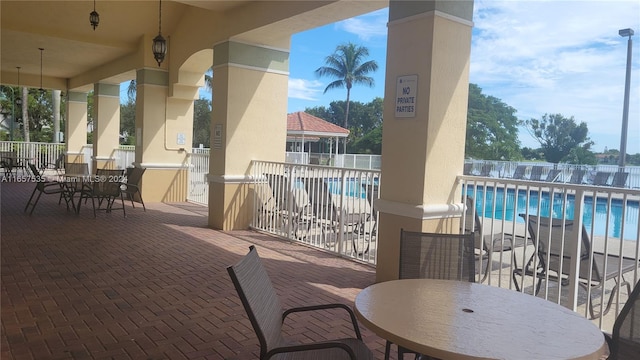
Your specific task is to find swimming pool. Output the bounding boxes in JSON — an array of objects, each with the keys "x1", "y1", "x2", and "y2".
[{"x1": 467, "y1": 186, "x2": 639, "y2": 241}]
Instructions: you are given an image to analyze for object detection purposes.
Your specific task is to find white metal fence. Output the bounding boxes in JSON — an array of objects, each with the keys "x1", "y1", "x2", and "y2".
[
  {"x1": 251, "y1": 160, "x2": 380, "y2": 264},
  {"x1": 187, "y1": 152, "x2": 209, "y2": 205},
  {"x1": 460, "y1": 175, "x2": 640, "y2": 329},
  {"x1": 0, "y1": 141, "x2": 65, "y2": 171}
]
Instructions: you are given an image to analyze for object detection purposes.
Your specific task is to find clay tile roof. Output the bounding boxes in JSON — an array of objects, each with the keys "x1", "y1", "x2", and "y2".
[{"x1": 287, "y1": 111, "x2": 349, "y2": 138}]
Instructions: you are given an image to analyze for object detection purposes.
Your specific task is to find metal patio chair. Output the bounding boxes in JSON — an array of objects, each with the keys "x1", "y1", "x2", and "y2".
[
  {"x1": 514, "y1": 216, "x2": 638, "y2": 319},
  {"x1": 262, "y1": 173, "x2": 312, "y2": 239},
  {"x1": 384, "y1": 230, "x2": 475, "y2": 360},
  {"x1": 604, "y1": 279, "x2": 640, "y2": 360},
  {"x1": 227, "y1": 245, "x2": 373, "y2": 360},
  {"x1": 24, "y1": 163, "x2": 68, "y2": 215},
  {"x1": 122, "y1": 167, "x2": 146, "y2": 211},
  {"x1": 78, "y1": 168, "x2": 126, "y2": 217},
  {"x1": 544, "y1": 169, "x2": 562, "y2": 182},
  {"x1": 510, "y1": 165, "x2": 528, "y2": 180}
]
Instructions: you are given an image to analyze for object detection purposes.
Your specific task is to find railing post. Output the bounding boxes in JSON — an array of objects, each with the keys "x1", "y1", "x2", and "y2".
[
  {"x1": 566, "y1": 188, "x2": 585, "y2": 311},
  {"x1": 337, "y1": 169, "x2": 347, "y2": 255}
]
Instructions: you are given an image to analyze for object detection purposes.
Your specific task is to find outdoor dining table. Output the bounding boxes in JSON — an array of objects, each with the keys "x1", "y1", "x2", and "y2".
[
  {"x1": 56, "y1": 173, "x2": 91, "y2": 213},
  {"x1": 354, "y1": 279, "x2": 608, "y2": 360}
]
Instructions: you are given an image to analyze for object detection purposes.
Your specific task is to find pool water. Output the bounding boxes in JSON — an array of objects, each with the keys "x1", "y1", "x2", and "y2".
[{"x1": 468, "y1": 186, "x2": 639, "y2": 241}]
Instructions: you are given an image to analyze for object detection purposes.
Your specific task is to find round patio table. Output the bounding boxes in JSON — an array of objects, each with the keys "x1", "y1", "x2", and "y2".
[{"x1": 354, "y1": 279, "x2": 607, "y2": 360}]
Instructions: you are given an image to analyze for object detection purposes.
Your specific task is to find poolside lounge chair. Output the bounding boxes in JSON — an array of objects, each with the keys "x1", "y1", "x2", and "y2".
[
  {"x1": 568, "y1": 169, "x2": 586, "y2": 184},
  {"x1": 592, "y1": 171, "x2": 611, "y2": 186},
  {"x1": 301, "y1": 177, "x2": 369, "y2": 252},
  {"x1": 514, "y1": 215, "x2": 638, "y2": 319},
  {"x1": 384, "y1": 230, "x2": 475, "y2": 360},
  {"x1": 227, "y1": 246, "x2": 373, "y2": 360},
  {"x1": 262, "y1": 173, "x2": 311, "y2": 238},
  {"x1": 604, "y1": 279, "x2": 640, "y2": 360},
  {"x1": 479, "y1": 163, "x2": 493, "y2": 177},
  {"x1": 463, "y1": 163, "x2": 473, "y2": 175},
  {"x1": 611, "y1": 172, "x2": 629, "y2": 188},
  {"x1": 544, "y1": 169, "x2": 562, "y2": 182},
  {"x1": 510, "y1": 165, "x2": 527, "y2": 180},
  {"x1": 529, "y1": 165, "x2": 545, "y2": 181},
  {"x1": 463, "y1": 196, "x2": 527, "y2": 282}
]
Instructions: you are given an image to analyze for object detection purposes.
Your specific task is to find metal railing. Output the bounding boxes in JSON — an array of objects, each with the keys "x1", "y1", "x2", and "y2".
[
  {"x1": 251, "y1": 160, "x2": 380, "y2": 264},
  {"x1": 187, "y1": 152, "x2": 209, "y2": 205},
  {"x1": 460, "y1": 175, "x2": 640, "y2": 329},
  {"x1": 0, "y1": 141, "x2": 65, "y2": 171}
]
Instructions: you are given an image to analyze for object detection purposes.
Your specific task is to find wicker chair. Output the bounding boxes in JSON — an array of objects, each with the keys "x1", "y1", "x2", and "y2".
[
  {"x1": 384, "y1": 230, "x2": 475, "y2": 360},
  {"x1": 604, "y1": 279, "x2": 640, "y2": 360},
  {"x1": 227, "y1": 246, "x2": 373, "y2": 360},
  {"x1": 514, "y1": 216, "x2": 638, "y2": 319}
]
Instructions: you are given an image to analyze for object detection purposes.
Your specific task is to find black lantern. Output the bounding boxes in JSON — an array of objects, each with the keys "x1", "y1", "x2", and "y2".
[
  {"x1": 152, "y1": 0, "x2": 167, "y2": 66},
  {"x1": 90, "y1": 0, "x2": 99, "y2": 30}
]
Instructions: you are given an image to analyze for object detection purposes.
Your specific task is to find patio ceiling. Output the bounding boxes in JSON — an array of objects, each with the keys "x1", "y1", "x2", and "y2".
[{"x1": 1, "y1": 1, "x2": 387, "y2": 92}]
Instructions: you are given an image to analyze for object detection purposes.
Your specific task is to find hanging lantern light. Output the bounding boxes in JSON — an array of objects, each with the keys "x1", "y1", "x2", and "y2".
[
  {"x1": 152, "y1": 0, "x2": 167, "y2": 66},
  {"x1": 89, "y1": 0, "x2": 100, "y2": 30}
]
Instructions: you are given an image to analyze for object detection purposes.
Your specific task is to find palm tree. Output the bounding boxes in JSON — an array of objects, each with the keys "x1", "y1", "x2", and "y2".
[{"x1": 315, "y1": 42, "x2": 378, "y2": 152}]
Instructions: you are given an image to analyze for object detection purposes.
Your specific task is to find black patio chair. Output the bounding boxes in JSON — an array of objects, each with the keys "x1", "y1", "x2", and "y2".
[
  {"x1": 24, "y1": 163, "x2": 68, "y2": 215},
  {"x1": 78, "y1": 168, "x2": 126, "y2": 217},
  {"x1": 384, "y1": 229, "x2": 475, "y2": 360},
  {"x1": 122, "y1": 167, "x2": 146, "y2": 211},
  {"x1": 604, "y1": 279, "x2": 640, "y2": 360},
  {"x1": 227, "y1": 245, "x2": 373, "y2": 360},
  {"x1": 513, "y1": 215, "x2": 638, "y2": 319}
]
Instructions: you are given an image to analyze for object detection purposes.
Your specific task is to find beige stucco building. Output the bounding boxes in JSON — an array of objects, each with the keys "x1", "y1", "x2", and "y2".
[{"x1": 1, "y1": 0, "x2": 474, "y2": 282}]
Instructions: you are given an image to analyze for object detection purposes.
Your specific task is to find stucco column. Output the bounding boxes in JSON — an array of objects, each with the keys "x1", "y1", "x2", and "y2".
[
  {"x1": 65, "y1": 91, "x2": 88, "y2": 164},
  {"x1": 134, "y1": 68, "x2": 192, "y2": 202},
  {"x1": 208, "y1": 41, "x2": 289, "y2": 230},
  {"x1": 92, "y1": 83, "x2": 120, "y2": 170},
  {"x1": 375, "y1": 1, "x2": 474, "y2": 282}
]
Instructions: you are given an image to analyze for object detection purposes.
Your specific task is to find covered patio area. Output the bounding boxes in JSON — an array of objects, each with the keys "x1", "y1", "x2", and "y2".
[{"x1": 0, "y1": 182, "x2": 386, "y2": 359}]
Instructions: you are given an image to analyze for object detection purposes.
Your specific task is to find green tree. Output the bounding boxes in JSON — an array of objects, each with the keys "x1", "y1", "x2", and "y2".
[
  {"x1": 193, "y1": 98, "x2": 211, "y2": 147},
  {"x1": 524, "y1": 113, "x2": 594, "y2": 163},
  {"x1": 315, "y1": 42, "x2": 378, "y2": 150},
  {"x1": 120, "y1": 99, "x2": 136, "y2": 145},
  {"x1": 466, "y1": 84, "x2": 521, "y2": 160}
]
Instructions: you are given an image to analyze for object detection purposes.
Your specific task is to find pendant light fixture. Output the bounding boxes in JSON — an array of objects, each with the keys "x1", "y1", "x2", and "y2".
[
  {"x1": 39, "y1": 48, "x2": 45, "y2": 93},
  {"x1": 89, "y1": 0, "x2": 100, "y2": 30},
  {"x1": 152, "y1": 0, "x2": 167, "y2": 66},
  {"x1": 15, "y1": 67, "x2": 22, "y2": 107}
]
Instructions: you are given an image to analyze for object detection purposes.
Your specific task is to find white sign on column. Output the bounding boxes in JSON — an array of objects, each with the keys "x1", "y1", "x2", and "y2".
[{"x1": 395, "y1": 75, "x2": 418, "y2": 118}]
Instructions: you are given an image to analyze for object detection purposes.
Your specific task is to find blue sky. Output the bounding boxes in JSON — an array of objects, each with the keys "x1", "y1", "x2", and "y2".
[{"x1": 285, "y1": 0, "x2": 640, "y2": 154}]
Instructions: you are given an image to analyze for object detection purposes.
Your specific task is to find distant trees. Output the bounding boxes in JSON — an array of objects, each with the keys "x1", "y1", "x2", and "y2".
[
  {"x1": 524, "y1": 113, "x2": 594, "y2": 164},
  {"x1": 465, "y1": 84, "x2": 521, "y2": 160},
  {"x1": 306, "y1": 97, "x2": 383, "y2": 154}
]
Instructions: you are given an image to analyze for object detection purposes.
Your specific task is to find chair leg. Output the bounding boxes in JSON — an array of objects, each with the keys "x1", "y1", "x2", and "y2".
[
  {"x1": 384, "y1": 340, "x2": 391, "y2": 360},
  {"x1": 24, "y1": 187, "x2": 42, "y2": 215}
]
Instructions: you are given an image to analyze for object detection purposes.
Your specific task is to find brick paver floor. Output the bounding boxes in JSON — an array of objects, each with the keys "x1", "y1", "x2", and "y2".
[{"x1": 1, "y1": 181, "x2": 391, "y2": 359}]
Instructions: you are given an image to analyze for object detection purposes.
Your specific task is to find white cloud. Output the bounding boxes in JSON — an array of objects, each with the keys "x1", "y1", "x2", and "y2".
[
  {"x1": 336, "y1": 9, "x2": 388, "y2": 41},
  {"x1": 470, "y1": 0, "x2": 640, "y2": 152},
  {"x1": 288, "y1": 78, "x2": 324, "y2": 101}
]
